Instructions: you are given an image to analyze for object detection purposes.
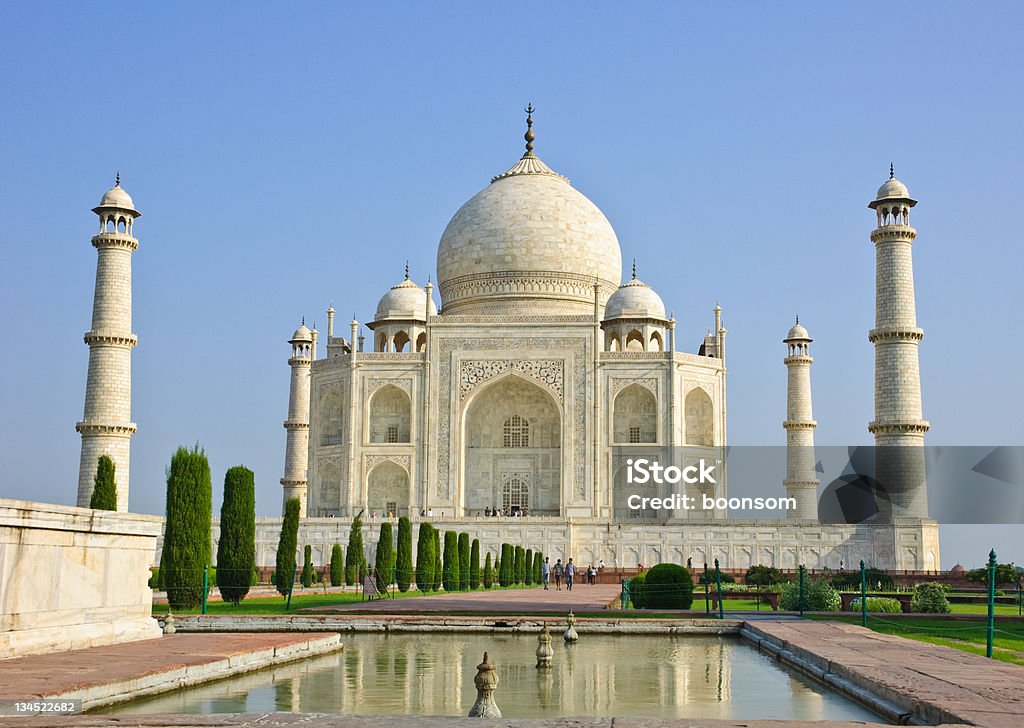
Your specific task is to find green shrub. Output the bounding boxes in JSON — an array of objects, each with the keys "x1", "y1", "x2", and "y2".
[
  {"x1": 216, "y1": 465, "x2": 256, "y2": 605},
  {"x1": 161, "y1": 445, "x2": 213, "y2": 610},
  {"x1": 644, "y1": 563, "x2": 694, "y2": 609},
  {"x1": 90, "y1": 454, "x2": 118, "y2": 511},
  {"x1": 630, "y1": 572, "x2": 648, "y2": 609},
  {"x1": 850, "y1": 596, "x2": 902, "y2": 613},
  {"x1": 415, "y1": 523, "x2": 434, "y2": 591},
  {"x1": 831, "y1": 567, "x2": 894, "y2": 591},
  {"x1": 275, "y1": 498, "x2": 300, "y2": 596},
  {"x1": 431, "y1": 529, "x2": 442, "y2": 591},
  {"x1": 251, "y1": 566, "x2": 260, "y2": 586},
  {"x1": 483, "y1": 552, "x2": 493, "y2": 589},
  {"x1": 514, "y1": 546, "x2": 526, "y2": 584},
  {"x1": 300, "y1": 545, "x2": 314, "y2": 588},
  {"x1": 744, "y1": 565, "x2": 783, "y2": 587},
  {"x1": 499, "y1": 544, "x2": 513, "y2": 587},
  {"x1": 525, "y1": 548, "x2": 533, "y2": 585},
  {"x1": 395, "y1": 518, "x2": 413, "y2": 592},
  {"x1": 698, "y1": 570, "x2": 736, "y2": 585},
  {"x1": 533, "y1": 551, "x2": 543, "y2": 584},
  {"x1": 778, "y1": 578, "x2": 841, "y2": 611},
  {"x1": 966, "y1": 563, "x2": 1020, "y2": 587},
  {"x1": 911, "y1": 582, "x2": 951, "y2": 613},
  {"x1": 442, "y1": 531, "x2": 459, "y2": 591},
  {"x1": 344, "y1": 511, "x2": 366, "y2": 586},
  {"x1": 148, "y1": 567, "x2": 159, "y2": 589},
  {"x1": 330, "y1": 544, "x2": 344, "y2": 586},
  {"x1": 375, "y1": 522, "x2": 394, "y2": 592},
  {"x1": 458, "y1": 532, "x2": 470, "y2": 590},
  {"x1": 469, "y1": 539, "x2": 481, "y2": 589}
]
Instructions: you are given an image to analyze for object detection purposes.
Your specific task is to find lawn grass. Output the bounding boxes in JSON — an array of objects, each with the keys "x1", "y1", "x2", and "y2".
[{"x1": 808, "y1": 614, "x2": 1024, "y2": 666}]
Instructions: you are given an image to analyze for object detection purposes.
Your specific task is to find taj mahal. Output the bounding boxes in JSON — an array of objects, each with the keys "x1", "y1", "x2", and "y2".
[{"x1": 74, "y1": 109, "x2": 940, "y2": 572}]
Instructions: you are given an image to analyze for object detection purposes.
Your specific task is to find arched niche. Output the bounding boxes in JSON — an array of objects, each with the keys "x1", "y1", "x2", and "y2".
[
  {"x1": 319, "y1": 391, "x2": 343, "y2": 446},
  {"x1": 369, "y1": 385, "x2": 411, "y2": 443},
  {"x1": 366, "y1": 460, "x2": 409, "y2": 516},
  {"x1": 612, "y1": 383, "x2": 657, "y2": 443},
  {"x1": 684, "y1": 388, "x2": 714, "y2": 446}
]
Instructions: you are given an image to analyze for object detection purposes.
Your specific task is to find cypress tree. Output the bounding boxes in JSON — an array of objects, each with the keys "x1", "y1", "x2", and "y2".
[
  {"x1": 374, "y1": 522, "x2": 394, "y2": 592},
  {"x1": 345, "y1": 510, "x2": 366, "y2": 585},
  {"x1": 396, "y1": 517, "x2": 413, "y2": 592},
  {"x1": 499, "y1": 543, "x2": 513, "y2": 587},
  {"x1": 274, "y1": 498, "x2": 300, "y2": 596},
  {"x1": 160, "y1": 445, "x2": 213, "y2": 610},
  {"x1": 483, "y1": 552, "x2": 493, "y2": 588},
  {"x1": 442, "y1": 531, "x2": 459, "y2": 591},
  {"x1": 458, "y1": 532, "x2": 470, "y2": 590},
  {"x1": 469, "y1": 538, "x2": 481, "y2": 589},
  {"x1": 215, "y1": 465, "x2": 255, "y2": 605},
  {"x1": 300, "y1": 544, "x2": 314, "y2": 587},
  {"x1": 432, "y1": 529, "x2": 443, "y2": 591},
  {"x1": 533, "y1": 551, "x2": 543, "y2": 584},
  {"x1": 90, "y1": 454, "x2": 118, "y2": 511},
  {"x1": 330, "y1": 543, "x2": 344, "y2": 586},
  {"x1": 415, "y1": 522, "x2": 434, "y2": 591},
  {"x1": 514, "y1": 545, "x2": 526, "y2": 584},
  {"x1": 525, "y1": 548, "x2": 534, "y2": 585}
]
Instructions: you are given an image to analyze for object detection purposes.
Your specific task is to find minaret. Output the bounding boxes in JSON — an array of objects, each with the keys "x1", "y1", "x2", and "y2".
[
  {"x1": 281, "y1": 320, "x2": 313, "y2": 514},
  {"x1": 76, "y1": 175, "x2": 141, "y2": 511},
  {"x1": 868, "y1": 166, "x2": 929, "y2": 519},
  {"x1": 783, "y1": 317, "x2": 818, "y2": 520}
]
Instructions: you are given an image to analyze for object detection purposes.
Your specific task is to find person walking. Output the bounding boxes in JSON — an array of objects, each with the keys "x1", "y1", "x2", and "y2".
[
  {"x1": 565, "y1": 559, "x2": 576, "y2": 591},
  {"x1": 553, "y1": 559, "x2": 564, "y2": 590},
  {"x1": 587, "y1": 564, "x2": 596, "y2": 585},
  {"x1": 541, "y1": 557, "x2": 551, "y2": 590}
]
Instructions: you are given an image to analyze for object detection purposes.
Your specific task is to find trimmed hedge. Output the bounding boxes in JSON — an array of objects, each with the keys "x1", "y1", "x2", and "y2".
[
  {"x1": 330, "y1": 543, "x2": 344, "y2": 586},
  {"x1": 396, "y1": 517, "x2": 413, "y2": 592},
  {"x1": 630, "y1": 572, "x2": 648, "y2": 609},
  {"x1": 644, "y1": 563, "x2": 694, "y2": 609},
  {"x1": 778, "y1": 578, "x2": 841, "y2": 611},
  {"x1": 344, "y1": 511, "x2": 366, "y2": 586},
  {"x1": 90, "y1": 454, "x2": 117, "y2": 511},
  {"x1": 275, "y1": 498, "x2": 300, "y2": 596},
  {"x1": 911, "y1": 582, "x2": 951, "y2": 613},
  {"x1": 161, "y1": 445, "x2": 213, "y2": 610},
  {"x1": 375, "y1": 522, "x2": 394, "y2": 592},
  {"x1": 850, "y1": 596, "x2": 902, "y2": 613},
  {"x1": 483, "y1": 551, "x2": 493, "y2": 589},
  {"x1": 469, "y1": 539, "x2": 481, "y2": 590},
  {"x1": 458, "y1": 532, "x2": 470, "y2": 590},
  {"x1": 216, "y1": 465, "x2": 256, "y2": 605},
  {"x1": 415, "y1": 522, "x2": 435, "y2": 592},
  {"x1": 442, "y1": 531, "x2": 459, "y2": 592}
]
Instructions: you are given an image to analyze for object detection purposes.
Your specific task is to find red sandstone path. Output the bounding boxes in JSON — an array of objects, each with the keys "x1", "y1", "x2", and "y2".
[
  {"x1": 0, "y1": 633, "x2": 337, "y2": 703},
  {"x1": 304, "y1": 583, "x2": 622, "y2": 613}
]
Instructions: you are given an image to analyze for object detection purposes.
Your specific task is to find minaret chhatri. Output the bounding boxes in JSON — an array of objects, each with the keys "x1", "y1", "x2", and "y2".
[
  {"x1": 281, "y1": 320, "x2": 313, "y2": 514},
  {"x1": 782, "y1": 317, "x2": 818, "y2": 520},
  {"x1": 76, "y1": 175, "x2": 140, "y2": 511},
  {"x1": 868, "y1": 166, "x2": 929, "y2": 519}
]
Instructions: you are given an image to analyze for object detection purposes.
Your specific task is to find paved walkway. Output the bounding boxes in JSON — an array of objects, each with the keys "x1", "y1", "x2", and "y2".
[
  {"x1": 746, "y1": 619, "x2": 1024, "y2": 727},
  {"x1": 0, "y1": 633, "x2": 341, "y2": 712},
  {"x1": 305, "y1": 583, "x2": 621, "y2": 613}
]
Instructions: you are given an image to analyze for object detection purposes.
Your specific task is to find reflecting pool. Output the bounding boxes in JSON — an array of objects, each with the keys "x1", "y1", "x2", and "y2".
[{"x1": 104, "y1": 633, "x2": 882, "y2": 721}]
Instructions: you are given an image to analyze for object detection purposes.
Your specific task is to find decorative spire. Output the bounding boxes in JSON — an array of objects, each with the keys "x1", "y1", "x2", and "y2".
[
  {"x1": 404, "y1": 260, "x2": 410, "y2": 280},
  {"x1": 524, "y1": 103, "x2": 535, "y2": 157},
  {"x1": 301, "y1": 316, "x2": 305, "y2": 326},
  {"x1": 889, "y1": 162, "x2": 894, "y2": 180},
  {"x1": 796, "y1": 314, "x2": 800, "y2": 325},
  {"x1": 115, "y1": 171, "x2": 121, "y2": 187},
  {"x1": 631, "y1": 259, "x2": 637, "y2": 280}
]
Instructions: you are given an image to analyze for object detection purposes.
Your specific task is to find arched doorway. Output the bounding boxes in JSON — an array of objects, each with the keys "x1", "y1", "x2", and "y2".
[
  {"x1": 366, "y1": 460, "x2": 409, "y2": 516},
  {"x1": 461, "y1": 374, "x2": 561, "y2": 515}
]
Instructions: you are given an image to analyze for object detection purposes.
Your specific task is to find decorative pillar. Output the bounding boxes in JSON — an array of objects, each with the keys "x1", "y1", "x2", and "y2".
[
  {"x1": 783, "y1": 317, "x2": 818, "y2": 520},
  {"x1": 281, "y1": 321, "x2": 312, "y2": 514}
]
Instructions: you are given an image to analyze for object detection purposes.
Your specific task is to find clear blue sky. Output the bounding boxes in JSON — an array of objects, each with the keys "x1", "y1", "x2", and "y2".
[{"x1": 1, "y1": 3, "x2": 1020, "y2": 568}]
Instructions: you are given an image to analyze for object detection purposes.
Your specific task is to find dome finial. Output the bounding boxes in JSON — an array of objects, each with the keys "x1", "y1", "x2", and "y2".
[
  {"x1": 889, "y1": 162, "x2": 894, "y2": 180},
  {"x1": 405, "y1": 260, "x2": 410, "y2": 280},
  {"x1": 115, "y1": 170, "x2": 121, "y2": 187},
  {"x1": 524, "y1": 102, "x2": 536, "y2": 157},
  {"x1": 301, "y1": 316, "x2": 305, "y2": 326},
  {"x1": 631, "y1": 259, "x2": 637, "y2": 279},
  {"x1": 796, "y1": 314, "x2": 800, "y2": 325}
]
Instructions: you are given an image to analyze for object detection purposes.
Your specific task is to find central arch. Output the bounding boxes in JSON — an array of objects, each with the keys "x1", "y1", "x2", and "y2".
[
  {"x1": 461, "y1": 373, "x2": 562, "y2": 515},
  {"x1": 366, "y1": 460, "x2": 409, "y2": 516}
]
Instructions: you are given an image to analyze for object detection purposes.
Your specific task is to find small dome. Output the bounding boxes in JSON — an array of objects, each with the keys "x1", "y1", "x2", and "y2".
[
  {"x1": 290, "y1": 323, "x2": 313, "y2": 342},
  {"x1": 949, "y1": 563, "x2": 966, "y2": 576},
  {"x1": 604, "y1": 277, "x2": 666, "y2": 320},
  {"x1": 374, "y1": 278, "x2": 437, "y2": 322},
  {"x1": 93, "y1": 179, "x2": 140, "y2": 216},
  {"x1": 875, "y1": 177, "x2": 910, "y2": 200},
  {"x1": 785, "y1": 321, "x2": 811, "y2": 341}
]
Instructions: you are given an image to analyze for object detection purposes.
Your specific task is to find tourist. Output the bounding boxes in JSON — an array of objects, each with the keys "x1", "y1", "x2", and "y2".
[
  {"x1": 565, "y1": 559, "x2": 576, "y2": 591},
  {"x1": 588, "y1": 564, "x2": 596, "y2": 585},
  {"x1": 427, "y1": 508, "x2": 433, "y2": 519},
  {"x1": 542, "y1": 557, "x2": 551, "y2": 590},
  {"x1": 553, "y1": 559, "x2": 564, "y2": 590},
  {"x1": 598, "y1": 559, "x2": 605, "y2": 572}
]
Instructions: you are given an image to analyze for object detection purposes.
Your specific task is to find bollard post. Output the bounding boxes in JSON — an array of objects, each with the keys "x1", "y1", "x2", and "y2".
[
  {"x1": 202, "y1": 564, "x2": 209, "y2": 615},
  {"x1": 987, "y1": 549, "x2": 997, "y2": 659},
  {"x1": 564, "y1": 611, "x2": 579, "y2": 642},
  {"x1": 704, "y1": 563, "x2": 711, "y2": 616},
  {"x1": 468, "y1": 651, "x2": 501, "y2": 717},
  {"x1": 860, "y1": 560, "x2": 867, "y2": 628},
  {"x1": 715, "y1": 559, "x2": 724, "y2": 619},
  {"x1": 798, "y1": 565, "x2": 806, "y2": 617}
]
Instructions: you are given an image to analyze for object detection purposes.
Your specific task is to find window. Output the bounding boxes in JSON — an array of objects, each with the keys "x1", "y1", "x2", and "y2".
[
  {"x1": 502, "y1": 478, "x2": 529, "y2": 511},
  {"x1": 385, "y1": 501, "x2": 397, "y2": 517},
  {"x1": 629, "y1": 426, "x2": 641, "y2": 443},
  {"x1": 386, "y1": 425, "x2": 400, "y2": 443},
  {"x1": 503, "y1": 414, "x2": 529, "y2": 448}
]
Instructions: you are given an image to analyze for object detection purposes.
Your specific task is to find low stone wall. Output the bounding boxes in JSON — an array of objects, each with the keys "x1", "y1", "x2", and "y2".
[{"x1": 0, "y1": 498, "x2": 162, "y2": 659}]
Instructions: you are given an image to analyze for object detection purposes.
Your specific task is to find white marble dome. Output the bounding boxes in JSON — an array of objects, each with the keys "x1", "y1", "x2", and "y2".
[
  {"x1": 875, "y1": 177, "x2": 910, "y2": 201},
  {"x1": 436, "y1": 152, "x2": 622, "y2": 315},
  {"x1": 785, "y1": 320, "x2": 811, "y2": 342},
  {"x1": 93, "y1": 181, "x2": 140, "y2": 216},
  {"x1": 374, "y1": 277, "x2": 437, "y2": 321},
  {"x1": 604, "y1": 277, "x2": 666, "y2": 320},
  {"x1": 290, "y1": 323, "x2": 313, "y2": 342}
]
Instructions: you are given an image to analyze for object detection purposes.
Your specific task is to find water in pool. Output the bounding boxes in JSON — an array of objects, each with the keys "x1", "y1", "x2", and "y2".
[{"x1": 105, "y1": 633, "x2": 883, "y2": 721}]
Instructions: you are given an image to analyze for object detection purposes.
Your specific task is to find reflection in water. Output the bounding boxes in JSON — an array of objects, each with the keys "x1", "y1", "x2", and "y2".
[{"x1": 105, "y1": 634, "x2": 878, "y2": 721}]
